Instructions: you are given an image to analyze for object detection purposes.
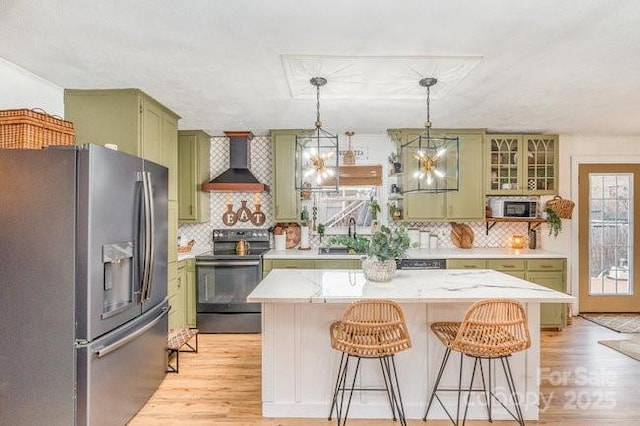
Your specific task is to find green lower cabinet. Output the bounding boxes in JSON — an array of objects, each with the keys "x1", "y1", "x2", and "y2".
[
  {"x1": 447, "y1": 257, "x2": 567, "y2": 329},
  {"x1": 314, "y1": 259, "x2": 362, "y2": 269},
  {"x1": 525, "y1": 271, "x2": 566, "y2": 329},
  {"x1": 185, "y1": 259, "x2": 196, "y2": 328},
  {"x1": 169, "y1": 261, "x2": 187, "y2": 329},
  {"x1": 263, "y1": 259, "x2": 315, "y2": 277},
  {"x1": 446, "y1": 259, "x2": 487, "y2": 269},
  {"x1": 487, "y1": 259, "x2": 526, "y2": 279},
  {"x1": 263, "y1": 258, "x2": 362, "y2": 277}
]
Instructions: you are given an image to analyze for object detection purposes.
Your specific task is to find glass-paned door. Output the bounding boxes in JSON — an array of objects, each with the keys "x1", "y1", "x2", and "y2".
[
  {"x1": 525, "y1": 135, "x2": 557, "y2": 194},
  {"x1": 579, "y1": 164, "x2": 640, "y2": 312},
  {"x1": 487, "y1": 135, "x2": 521, "y2": 193}
]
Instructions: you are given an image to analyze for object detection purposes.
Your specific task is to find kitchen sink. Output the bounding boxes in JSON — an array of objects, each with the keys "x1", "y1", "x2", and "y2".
[{"x1": 317, "y1": 246, "x2": 364, "y2": 255}]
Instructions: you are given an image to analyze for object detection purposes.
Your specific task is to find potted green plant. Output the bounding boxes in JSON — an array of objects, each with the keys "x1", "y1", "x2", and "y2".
[
  {"x1": 369, "y1": 197, "x2": 381, "y2": 220},
  {"x1": 362, "y1": 225, "x2": 410, "y2": 282},
  {"x1": 324, "y1": 234, "x2": 370, "y2": 254},
  {"x1": 300, "y1": 206, "x2": 310, "y2": 226},
  {"x1": 316, "y1": 223, "x2": 325, "y2": 243},
  {"x1": 546, "y1": 208, "x2": 562, "y2": 237}
]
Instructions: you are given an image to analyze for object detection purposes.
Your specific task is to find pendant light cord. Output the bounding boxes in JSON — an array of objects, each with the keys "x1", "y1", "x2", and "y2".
[
  {"x1": 425, "y1": 84, "x2": 431, "y2": 139},
  {"x1": 316, "y1": 83, "x2": 321, "y2": 128}
]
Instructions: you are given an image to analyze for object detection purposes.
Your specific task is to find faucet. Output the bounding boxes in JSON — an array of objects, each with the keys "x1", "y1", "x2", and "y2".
[{"x1": 348, "y1": 217, "x2": 357, "y2": 240}]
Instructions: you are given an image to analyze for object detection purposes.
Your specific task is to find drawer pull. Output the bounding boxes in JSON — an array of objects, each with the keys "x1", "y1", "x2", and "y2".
[
  {"x1": 503, "y1": 264, "x2": 516, "y2": 268},
  {"x1": 540, "y1": 265, "x2": 552, "y2": 268}
]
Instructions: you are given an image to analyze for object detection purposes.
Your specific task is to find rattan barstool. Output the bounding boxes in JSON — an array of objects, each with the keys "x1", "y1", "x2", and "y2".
[
  {"x1": 423, "y1": 298, "x2": 531, "y2": 426},
  {"x1": 328, "y1": 299, "x2": 412, "y2": 426}
]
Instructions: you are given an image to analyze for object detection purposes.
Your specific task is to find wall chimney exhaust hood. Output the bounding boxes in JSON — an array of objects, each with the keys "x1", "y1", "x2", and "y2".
[{"x1": 201, "y1": 131, "x2": 270, "y2": 193}]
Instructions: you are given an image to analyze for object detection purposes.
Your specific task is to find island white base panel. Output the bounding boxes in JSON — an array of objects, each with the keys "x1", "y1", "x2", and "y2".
[{"x1": 261, "y1": 302, "x2": 540, "y2": 421}]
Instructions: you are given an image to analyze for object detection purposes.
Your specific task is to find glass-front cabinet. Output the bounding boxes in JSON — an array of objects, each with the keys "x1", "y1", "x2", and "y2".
[{"x1": 486, "y1": 134, "x2": 558, "y2": 195}]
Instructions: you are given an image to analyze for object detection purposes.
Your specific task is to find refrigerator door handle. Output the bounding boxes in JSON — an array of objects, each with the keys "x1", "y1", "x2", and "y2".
[
  {"x1": 94, "y1": 306, "x2": 169, "y2": 358},
  {"x1": 140, "y1": 171, "x2": 153, "y2": 301},
  {"x1": 146, "y1": 171, "x2": 155, "y2": 301}
]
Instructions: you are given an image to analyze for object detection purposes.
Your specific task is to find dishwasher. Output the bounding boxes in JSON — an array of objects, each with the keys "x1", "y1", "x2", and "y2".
[{"x1": 397, "y1": 258, "x2": 447, "y2": 270}]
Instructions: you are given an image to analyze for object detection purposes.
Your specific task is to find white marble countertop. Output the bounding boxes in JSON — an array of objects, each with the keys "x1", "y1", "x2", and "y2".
[
  {"x1": 247, "y1": 268, "x2": 575, "y2": 304},
  {"x1": 177, "y1": 246, "x2": 209, "y2": 262},
  {"x1": 264, "y1": 247, "x2": 566, "y2": 260}
]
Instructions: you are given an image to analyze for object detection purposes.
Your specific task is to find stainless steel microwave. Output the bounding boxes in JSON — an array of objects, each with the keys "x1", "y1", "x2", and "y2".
[{"x1": 489, "y1": 199, "x2": 538, "y2": 218}]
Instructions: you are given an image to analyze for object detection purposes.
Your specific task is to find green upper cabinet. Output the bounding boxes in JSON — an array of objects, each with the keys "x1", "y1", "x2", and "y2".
[
  {"x1": 178, "y1": 130, "x2": 211, "y2": 223},
  {"x1": 486, "y1": 134, "x2": 558, "y2": 195},
  {"x1": 389, "y1": 128, "x2": 486, "y2": 221},
  {"x1": 64, "y1": 88, "x2": 181, "y2": 202},
  {"x1": 270, "y1": 129, "x2": 305, "y2": 221}
]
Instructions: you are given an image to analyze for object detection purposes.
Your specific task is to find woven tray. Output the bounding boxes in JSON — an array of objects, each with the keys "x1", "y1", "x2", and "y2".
[{"x1": 0, "y1": 108, "x2": 75, "y2": 149}]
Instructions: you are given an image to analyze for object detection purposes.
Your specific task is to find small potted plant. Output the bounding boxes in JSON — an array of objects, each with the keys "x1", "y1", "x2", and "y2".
[
  {"x1": 545, "y1": 208, "x2": 562, "y2": 237},
  {"x1": 388, "y1": 152, "x2": 401, "y2": 174},
  {"x1": 316, "y1": 223, "x2": 325, "y2": 243},
  {"x1": 369, "y1": 197, "x2": 381, "y2": 220},
  {"x1": 362, "y1": 225, "x2": 410, "y2": 282},
  {"x1": 388, "y1": 202, "x2": 402, "y2": 221}
]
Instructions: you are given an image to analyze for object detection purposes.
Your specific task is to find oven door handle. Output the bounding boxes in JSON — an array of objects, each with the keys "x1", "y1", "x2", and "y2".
[{"x1": 196, "y1": 260, "x2": 261, "y2": 267}]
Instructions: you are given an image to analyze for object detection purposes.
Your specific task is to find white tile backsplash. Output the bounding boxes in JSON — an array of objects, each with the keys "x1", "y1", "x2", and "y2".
[{"x1": 178, "y1": 134, "x2": 545, "y2": 251}]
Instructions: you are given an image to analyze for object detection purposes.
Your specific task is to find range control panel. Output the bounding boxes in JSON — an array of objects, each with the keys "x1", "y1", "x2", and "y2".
[{"x1": 212, "y1": 228, "x2": 270, "y2": 242}]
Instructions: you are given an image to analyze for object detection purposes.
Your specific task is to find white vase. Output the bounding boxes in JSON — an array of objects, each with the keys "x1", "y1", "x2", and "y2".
[
  {"x1": 362, "y1": 257, "x2": 397, "y2": 282},
  {"x1": 299, "y1": 226, "x2": 310, "y2": 249}
]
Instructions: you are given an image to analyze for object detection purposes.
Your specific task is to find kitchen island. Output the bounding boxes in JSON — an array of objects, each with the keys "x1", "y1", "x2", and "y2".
[{"x1": 247, "y1": 268, "x2": 574, "y2": 421}]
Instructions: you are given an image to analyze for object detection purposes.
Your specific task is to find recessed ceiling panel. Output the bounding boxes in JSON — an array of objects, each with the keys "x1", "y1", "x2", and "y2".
[{"x1": 282, "y1": 55, "x2": 482, "y2": 100}]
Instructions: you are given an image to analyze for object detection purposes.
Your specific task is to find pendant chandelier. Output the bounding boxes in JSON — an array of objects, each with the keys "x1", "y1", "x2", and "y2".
[
  {"x1": 401, "y1": 77, "x2": 459, "y2": 193},
  {"x1": 295, "y1": 77, "x2": 339, "y2": 193}
]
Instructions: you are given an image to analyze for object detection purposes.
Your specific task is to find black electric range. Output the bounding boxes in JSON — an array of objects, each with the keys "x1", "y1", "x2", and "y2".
[{"x1": 194, "y1": 229, "x2": 270, "y2": 333}]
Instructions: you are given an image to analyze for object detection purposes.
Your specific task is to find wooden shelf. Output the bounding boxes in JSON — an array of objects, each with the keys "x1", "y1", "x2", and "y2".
[{"x1": 485, "y1": 217, "x2": 547, "y2": 235}]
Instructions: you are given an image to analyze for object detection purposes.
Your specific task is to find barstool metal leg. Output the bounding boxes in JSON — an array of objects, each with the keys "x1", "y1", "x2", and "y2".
[
  {"x1": 500, "y1": 356, "x2": 525, "y2": 426},
  {"x1": 379, "y1": 356, "x2": 398, "y2": 421},
  {"x1": 330, "y1": 353, "x2": 407, "y2": 426},
  {"x1": 477, "y1": 358, "x2": 492, "y2": 422},
  {"x1": 335, "y1": 355, "x2": 352, "y2": 425},
  {"x1": 488, "y1": 358, "x2": 493, "y2": 420},
  {"x1": 462, "y1": 356, "x2": 493, "y2": 426},
  {"x1": 329, "y1": 352, "x2": 347, "y2": 420},
  {"x1": 340, "y1": 356, "x2": 361, "y2": 426},
  {"x1": 423, "y1": 347, "x2": 453, "y2": 421},
  {"x1": 389, "y1": 355, "x2": 407, "y2": 426},
  {"x1": 456, "y1": 352, "x2": 464, "y2": 426}
]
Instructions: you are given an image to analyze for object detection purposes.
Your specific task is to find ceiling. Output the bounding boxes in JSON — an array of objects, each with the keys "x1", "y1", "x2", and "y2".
[{"x1": 1, "y1": 0, "x2": 639, "y2": 137}]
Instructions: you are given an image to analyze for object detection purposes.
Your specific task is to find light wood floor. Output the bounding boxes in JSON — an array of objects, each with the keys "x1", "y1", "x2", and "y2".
[{"x1": 130, "y1": 318, "x2": 640, "y2": 425}]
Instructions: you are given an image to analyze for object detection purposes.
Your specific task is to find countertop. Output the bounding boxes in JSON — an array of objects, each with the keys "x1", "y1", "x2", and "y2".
[
  {"x1": 263, "y1": 247, "x2": 566, "y2": 260},
  {"x1": 247, "y1": 268, "x2": 575, "y2": 304},
  {"x1": 177, "y1": 246, "x2": 209, "y2": 262}
]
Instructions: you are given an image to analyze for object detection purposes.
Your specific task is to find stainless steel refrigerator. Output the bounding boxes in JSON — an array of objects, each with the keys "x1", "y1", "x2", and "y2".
[{"x1": 0, "y1": 144, "x2": 169, "y2": 425}]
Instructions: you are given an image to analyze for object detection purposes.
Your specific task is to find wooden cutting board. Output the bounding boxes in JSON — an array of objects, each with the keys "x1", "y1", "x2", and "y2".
[{"x1": 450, "y1": 222, "x2": 474, "y2": 249}]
